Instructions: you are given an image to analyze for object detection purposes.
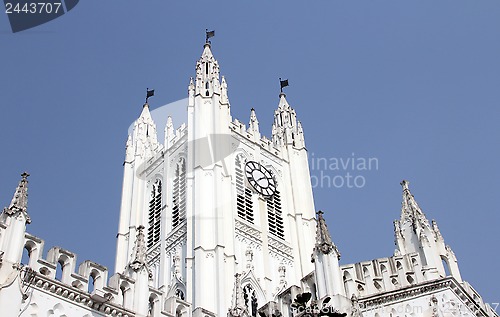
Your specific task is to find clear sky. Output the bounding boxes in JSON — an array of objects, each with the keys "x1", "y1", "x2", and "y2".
[{"x1": 1, "y1": 0, "x2": 498, "y2": 304}]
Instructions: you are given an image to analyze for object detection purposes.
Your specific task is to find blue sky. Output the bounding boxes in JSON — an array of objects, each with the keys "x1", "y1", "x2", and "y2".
[{"x1": 1, "y1": 1, "x2": 498, "y2": 304}]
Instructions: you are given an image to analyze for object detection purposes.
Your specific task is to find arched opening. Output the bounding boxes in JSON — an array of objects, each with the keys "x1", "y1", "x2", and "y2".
[
  {"x1": 120, "y1": 283, "x2": 132, "y2": 308},
  {"x1": 172, "y1": 158, "x2": 186, "y2": 228},
  {"x1": 88, "y1": 274, "x2": 96, "y2": 293},
  {"x1": 441, "y1": 256, "x2": 451, "y2": 276},
  {"x1": 148, "y1": 179, "x2": 162, "y2": 249},
  {"x1": 21, "y1": 246, "x2": 30, "y2": 266},
  {"x1": 235, "y1": 155, "x2": 254, "y2": 224},
  {"x1": 343, "y1": 271, "x2": 352, "y2": 297},
  {"x1": 380, "y1": 264, "x2": 387, "y2": 273},
  {"x1": 55, "y1": 260, "x2": 63, "y2": 281},
  {"x1": 407, "y1": 275, "x2": 415, "y2": 284}
]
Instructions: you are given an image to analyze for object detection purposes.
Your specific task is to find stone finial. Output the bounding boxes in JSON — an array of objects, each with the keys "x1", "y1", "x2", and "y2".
[
  {"x1": 128, "y1": 226, "x2": 150, "y2": 277},
  {"x1": 228, "y1": 273, "x2": 249, "y2": 317},
  {"x1": 248, "y1": 108, "x2": 259, "y2": 134},
  {"x1": 221, "y1": 76, "x2": 229, "y2": 105},
  {"x1": 314, "y1": 211, "x2": 340, "y2": 259},
  {"x1": 3, "y1": 172, "x2": 31, "y2": 224},
  {"x1": 400, "y1": 180, "x2": 431, "y2": 233}
]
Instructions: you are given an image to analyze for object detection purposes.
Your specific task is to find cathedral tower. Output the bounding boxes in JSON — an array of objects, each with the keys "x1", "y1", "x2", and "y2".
[{"x1": 114, "y1": 41, "x2": 317, "y2": 317}]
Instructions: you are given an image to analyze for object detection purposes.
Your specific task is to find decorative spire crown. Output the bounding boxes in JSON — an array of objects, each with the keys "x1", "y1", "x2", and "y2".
[
  {"x1": 314, "y1": 211, "x2": 340, "y2": 258},
  {"x1": 128, "y1": 225, "x2": 150, "y2": 277},
  {"x1": 3, "y1": 172, "x2": 31, "y2": 224},
  {"x1": 228, "y1": 273, "x2": 249, "y2": 317},
  {"x1": 400, "y1": 180, "x2": 432, "y2": 232}
]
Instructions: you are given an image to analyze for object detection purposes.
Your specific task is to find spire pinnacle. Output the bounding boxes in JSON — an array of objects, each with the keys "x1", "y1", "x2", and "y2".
[
  {"x1": 400, "y1": 180, "x2": 431, "y2": 232},
  {"x1": 128, "y1": 226, "x2": 149, "y2": 275},
  {"x1": 3, "y1": 172, "x2": 31, "y2": 223},
  {"x1": 248, "y1": 108, "x2": 259, "y2": 134},
  {"x1": 228, "y1": 273, "x2": 249, "y2": 317},
  {"x1": 314, "y1": 211, "x2": 340, "y2": 258}
]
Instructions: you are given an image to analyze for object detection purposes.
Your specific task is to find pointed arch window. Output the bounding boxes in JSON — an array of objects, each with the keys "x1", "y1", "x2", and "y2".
[
  {"x1": 172, "y1": 158, "x2": 186, "y2": 228},
  {"x1": 235, "y1": 155, "x2": 254, "y2": 224},
  {"x1": 148, "y1": 179, "x2": 162, "y2": 249},
  {"x1": 267, "y1": 190, "x2": 284, "y2": 239}
]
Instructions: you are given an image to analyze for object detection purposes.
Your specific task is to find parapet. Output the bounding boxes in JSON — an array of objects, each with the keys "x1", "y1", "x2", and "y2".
[{"x1": 0, "y1": 227, "x2": 191, "y2": 317}]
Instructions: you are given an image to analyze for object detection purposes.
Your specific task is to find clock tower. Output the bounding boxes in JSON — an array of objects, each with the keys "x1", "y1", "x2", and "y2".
[{"x1": 114, "y1": 41, "x2": 317, "y2": 317}]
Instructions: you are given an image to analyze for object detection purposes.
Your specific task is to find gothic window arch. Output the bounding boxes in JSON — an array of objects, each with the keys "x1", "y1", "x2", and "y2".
[
  {"x1": 267, "y1": 190, "x2": 283, "y2": 239},
  {"x1": 148, "y1": 179, "x2": 162, "y2": 249},
  {"x1": 172, "y1": 158, "x2": 186, "y2": 228},
  {"x1": 243, "y1": 284, "x2": 258, "y2": 317},
  {"x1": 235, "y1": 155, "x2": 254, "y2": 224}
]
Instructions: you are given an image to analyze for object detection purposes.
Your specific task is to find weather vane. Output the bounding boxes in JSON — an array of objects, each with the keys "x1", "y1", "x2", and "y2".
[
  {"x1": 206, "y1": 29, "x2": 215, "y2": 43},
  {"x1": 279, "y1": 78, "x2": 289, "y2": 93},
  {"x1": 146, "y1": 88, "x2": 154, "y2": 104}
]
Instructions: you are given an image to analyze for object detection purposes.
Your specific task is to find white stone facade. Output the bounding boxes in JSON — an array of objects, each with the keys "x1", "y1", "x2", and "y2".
[{"x1": 0, "y1": 42, "x2": 496, "y2": 317}]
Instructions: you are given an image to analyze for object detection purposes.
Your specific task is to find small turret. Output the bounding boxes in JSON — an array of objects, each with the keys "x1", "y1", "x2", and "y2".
[
  {"x1": 132, "y1": 103, "x2": 160, "y2": 158},
  {"x1": 126, "y1": 225, "x2": 152, "y2": 316},
  {"x1": 221, "y1": 76, "x2": 230, "y2": 106},
  {"x1": 195, "y1": 42, "x2": 221, "y2": 98},
  {"x1": 248, "y1": 108, "x2": 260, "y2": 139},
  {"x1": 312, "y1": 211, "x2": 344, "y2": 300},
  {"x1": 1, "y1": 172, "x2": 30, "y2": 224},
  {"x1": 0, "y1": 173, "x2": 31, "y2": 265},
  {"x1": 271, "y1": 93, "x2": 304, "y2": 148},
  {"x1": 165, "y1": 115, "x2": 175, "y2": 148},
  {"x1": 394, "y1": 180, "x2": 462, "y2": 282}
]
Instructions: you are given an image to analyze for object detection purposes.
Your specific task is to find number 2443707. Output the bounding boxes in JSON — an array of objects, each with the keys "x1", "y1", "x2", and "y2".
[{"x1": 5, "y1": 2, "x2": 62, "y2": 14}]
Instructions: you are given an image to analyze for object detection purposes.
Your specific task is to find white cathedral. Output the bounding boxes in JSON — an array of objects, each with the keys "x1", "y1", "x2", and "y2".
[{"x1": 0, "y1": 40, "x2": 497, "y2": 317}]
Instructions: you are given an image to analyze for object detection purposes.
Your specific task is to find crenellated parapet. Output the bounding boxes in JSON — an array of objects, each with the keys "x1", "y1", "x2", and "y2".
[
  {"x1": 340, "y1": 253, "x2": 425, "y2": 299},
  {"x1": 339, "y1": 253, "x2": 498, "y2": 317},
  {"x1": 0, "y1": 223, "x2": 191, "y2": 317}
]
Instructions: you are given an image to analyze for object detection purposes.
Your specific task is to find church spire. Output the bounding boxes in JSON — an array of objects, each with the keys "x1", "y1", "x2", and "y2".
[
  {"x1": 400, "y1": 180, "x2": 432, "y2": 233},
  {"x1": 312, "y1": 211, "x2": 344, "y2": 299},
  {"x1": 314, "y1": 211, "x2": 340, "y2": 258},
  {"x1": 272, "y1": 92, "x2": 303, "y2": 148},
  {"x1": 195, "y1": 40, "x2": 220, "y2": 97},
  {"x1": 132, "y1": 101, "x2": 159, "y2": 157},
  {"x1": 2, "y1": 172, "x2": 31, "y2": 224}
]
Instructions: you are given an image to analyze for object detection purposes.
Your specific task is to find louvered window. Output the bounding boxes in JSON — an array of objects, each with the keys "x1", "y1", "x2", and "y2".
[
  {"x1": 147, "y1": 179, "x2": 162, "y2": 248},
  {"x1": 267, "y1": 191, "x2": 284, "y2": 239},
  {"x1": 235, "y1": 155, "x2": 254, "y2": 223},
  {"x1": 172, "y1": 158, "x2": 186, "y2": 228}
]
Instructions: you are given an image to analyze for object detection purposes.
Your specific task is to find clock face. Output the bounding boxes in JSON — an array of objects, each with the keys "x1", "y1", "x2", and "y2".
[{"x1": 245, "y1": 161, "x2": 276, "y2": 197}]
